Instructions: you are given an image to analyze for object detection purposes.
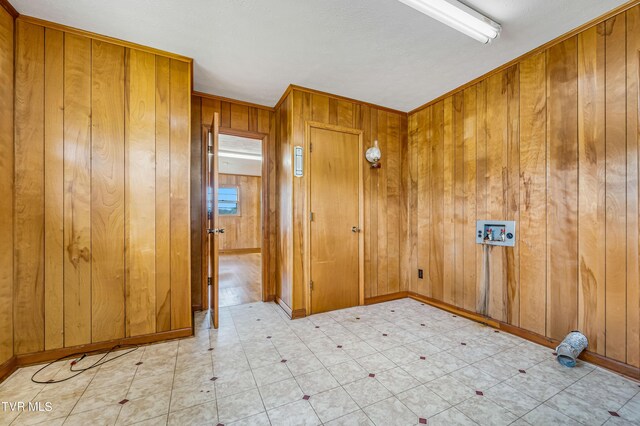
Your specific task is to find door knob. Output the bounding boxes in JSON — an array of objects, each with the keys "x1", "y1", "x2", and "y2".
[
  {"x1": 207, "y1": 228, "x2": 225, "y2": 234},
  {"x1": 351, "y1": 226, "x2": 361, "y2": 233}
]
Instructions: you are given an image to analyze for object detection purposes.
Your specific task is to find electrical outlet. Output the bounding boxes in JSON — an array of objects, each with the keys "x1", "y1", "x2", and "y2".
[{"x1": 418, "y1": 269, "x2": 424, "y2": 279}]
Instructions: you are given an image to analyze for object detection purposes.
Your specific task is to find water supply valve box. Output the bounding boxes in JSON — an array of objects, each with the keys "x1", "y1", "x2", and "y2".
[{"x1": 476, "y1": 220, "x2": 516, "y2": 247}]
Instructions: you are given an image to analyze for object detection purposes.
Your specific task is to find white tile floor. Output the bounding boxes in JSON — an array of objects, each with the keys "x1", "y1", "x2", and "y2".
[{"x1": 1, "y1": 299, "x2": 640, "y2": 425}]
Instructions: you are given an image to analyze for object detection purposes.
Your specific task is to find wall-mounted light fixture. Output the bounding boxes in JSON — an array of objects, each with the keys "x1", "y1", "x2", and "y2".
[
  {"x1": 396, "y1": 0, "x2": 501, "y2": 44},
  {"x1": 365, "y1": 140, "x2": 382, "y2": 169}
]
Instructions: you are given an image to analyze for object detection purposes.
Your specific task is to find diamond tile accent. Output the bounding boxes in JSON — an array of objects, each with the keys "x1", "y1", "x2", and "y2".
[{"x1": 2, "y1": 298, "x2": 628, "y2": 425}]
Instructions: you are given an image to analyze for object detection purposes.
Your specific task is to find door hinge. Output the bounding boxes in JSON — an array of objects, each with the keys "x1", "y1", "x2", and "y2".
[
  {"x1": 207, "y1": 277, "x2": 212, "y2": 286},
  {"x1": 207, "y1": 146, "x2": 213, "y2": 154},
  {"x1": 310, "y1": 143, "x2": 313, "y2": 153},
  {"x1": 309, "y1": 212, "x2": 314, "y2": 222},
  {"x1": 207, "y1": 210, "x2": 212, "y2": 220},
  {"x1": 309, "y1": 280, "x2": 313, "y2": 291}
]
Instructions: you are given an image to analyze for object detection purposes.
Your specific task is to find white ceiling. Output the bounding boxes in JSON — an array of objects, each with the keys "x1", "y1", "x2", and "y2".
[
  {"x1": 219, "y1": 134, "x2": 262, "y2": 176},
  {"x1": 13, "y1": 0, "x2": 628, "y2": 111}
]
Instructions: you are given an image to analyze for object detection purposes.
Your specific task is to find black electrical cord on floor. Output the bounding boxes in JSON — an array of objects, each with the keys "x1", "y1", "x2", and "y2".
[{"x1": 31, "y1": 344, "x2": 139, "y2": 385}]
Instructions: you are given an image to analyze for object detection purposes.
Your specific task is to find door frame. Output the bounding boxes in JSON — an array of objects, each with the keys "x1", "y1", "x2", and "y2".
[
  {"x1": 200, "y1": 125, "x2": 271, "y2": 311},
  {"x1": 304, "y1": 121, "x2": 364, "y2": 316}
]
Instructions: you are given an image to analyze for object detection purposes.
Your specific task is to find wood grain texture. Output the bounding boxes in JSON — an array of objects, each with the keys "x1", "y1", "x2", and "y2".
[
  {"x1": 462, "y1": 87, "x2": 477, "y2": 312},
  {"x1": 577, "y1": 24, "x2": 606, "y2": 355},
  {"x1": 273, "y1": 88, "x2": 407, "y2": 313},
  {"x1": 125, "y1": 48, "x2": 156, "y2": 337},
  {"x1": 518, "y1": 52, "x2": 547, "y2": 336},
  {"x1": 14, "y1": 20, "x2": 45, "y2": 355},
  {"x1": 11, "y1": 19, "x2": 192, "y2": 357},
  {"x1": 155, "y1": 56, "x2": 172, "y2": 331},
  {"x1": 43, "y1": 28, "x2": 64, "y2": 350},
  {"x1": 91, "y1": 40, "x2": 125, "y2": 342},
  {"x1": 0, "y1": 6, "x2": 13, "y2": 364},
  {"x1": 442, "y1": 97, "x2": 454, "y2": 305},
  {"x1": 604, "y1": 15, "x2": 627, "y2": 361},
  {"x1": 407, "y1": 3, "x2": 640, "y2": 371},
  {"x1": 193, "y1": 94, "x2": 275, "y2": 308},
  {"x1": 546, "y1": 37, "x2": 579, "y2": 341},
  {"x1": 169, "y1": 59, "x2": 192, "y2": 330},
  {"x1": 63, "y1": 33, "x2": 93, "y2": 347},
  {"x1": 626, "y1": 4, "x2": 640, "y2": 368},
  {"x1": 219, "y1": 174, "x2": 262, "y2": 250}
]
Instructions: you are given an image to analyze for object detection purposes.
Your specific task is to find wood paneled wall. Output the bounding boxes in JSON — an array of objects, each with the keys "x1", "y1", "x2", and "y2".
[
  {"x1": 0, "y1": 4, "x2": 14, "y2": 366},
  {"x1": 219, "y1": 174, "x2": 262, "y2": 251},
  {"x1": 190, "y1": 94, "x2": 276, "y2": 308},
  {"x1": 407, "y1": 4, "x2": 640, "y2": 368},
  {"x1": 13, "y1": 18, "x2": 192, "y2": 355},
  {"x1": 275, "y1": 87, "x2": 409, "y2": 314}
]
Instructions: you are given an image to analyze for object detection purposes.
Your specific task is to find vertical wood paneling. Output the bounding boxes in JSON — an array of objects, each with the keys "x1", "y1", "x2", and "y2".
[
  {"x1": 577, "y1": 24, "x2": 606, "y2": 355},
  {"x1": 415, "y1": 108, "x2": 430, "y2": 296},
  {"x1": 156, "y1": 56, "x2": 172, "y2": 331},
  {"x1": 475, "y1": 80, "x2": 488, "y2": 314},
  {"x1": 91, "y1": 40, "x2": 125, "y2": 342},
  {"x1": 546, "y1": 37, "x2": 579, "y2": 341},
  {"x1": 43, "y1": 28, "x2": 64, "y2": 350},
  {"x1": 0, "y1": 7, "x2": 14, "y2": 363},
  {"x1": 387, "y1": 113, "x2": 401, "y2": 294},
  {"x1": 14, "y1": 20, "x2": 45, "y2": 354},
  {"x1": 442, "y1": 97, "x2": 455, "y2": 305},
  {"x1": 626, "y1": 5, "x2": 640, "y2": 367},
  {"x1": 605, "y1": 15, "x2": 627, "y2": 361},
  {"x1": 518, "y1": 53, "x2": 547, "y2": 336},
  {"x1": 376, "y1": 112, "x2": 389, "y2": 297},
  {"x1": 430, "y1": 102, "x2": 444, "y2": 301},
  {"x1": 486, "y1": 71, "x2": 508, "y2": 322},
  {"x1": 190, "y1": 95, "x2": 204, "y2": 306},
  {"x1": 11, "y1": 19, "x2": 192, "y2": 356},
  {"x1": 408, "y1": 0, "x2": 640, "y2": 371},
  {"x1": 126, "y1": 49, "x2": 157, "y2": 337},
  {"x1": 218, "y1": 174, "x2": 262, "y2": 250},
  {"x1": 462, "y1": 87, "x2": 477, "y2": 312},
  {"x1": 506, "y1": 65, "x2": 520, "y2": 326},
  {"x1": 369, "y1": 108, "x2": 379, "y2": 298},
  {"x1": 63, "y1": 34, "x2": 92, "y2": 347},
  {"x1": 453, "y1": 92, "x2": 465, "y2": 307},
  {"x1": 230, "y1": 103, "x2": 249, "y2": 131},
  {"x1": 170, "y1": 59, "x2": 191, "y2": 330}
]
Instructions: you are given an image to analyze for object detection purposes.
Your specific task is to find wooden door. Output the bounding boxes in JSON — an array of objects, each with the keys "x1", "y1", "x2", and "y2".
[
  {"x1": 309, "y1": 127, "x2": 360, "y2": 314},
  {"x1": 207, "y1": 113, "x2": 220, "y2": 328}
]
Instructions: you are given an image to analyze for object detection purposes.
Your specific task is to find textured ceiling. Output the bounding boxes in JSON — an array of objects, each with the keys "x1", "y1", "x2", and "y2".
[{"x1": 12, "y1": 0, "x2": 628, "y2": 111}]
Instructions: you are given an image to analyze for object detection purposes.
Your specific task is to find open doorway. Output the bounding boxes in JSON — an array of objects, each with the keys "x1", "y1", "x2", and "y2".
[
  {"x1": 203, "y1": 115, "x2": 270, "y2": 329},
  {"x1": 216, "y1": 134, "x2": 263, "y2": 307}
]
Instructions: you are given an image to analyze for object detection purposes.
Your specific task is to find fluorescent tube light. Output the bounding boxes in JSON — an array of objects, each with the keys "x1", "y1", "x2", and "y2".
[
  {"x1": 218, "y1": 151, "x2": 262, "y2": 161},
  {"x1": 397, "y1": 0, "x2": 501, "y2": 43}
]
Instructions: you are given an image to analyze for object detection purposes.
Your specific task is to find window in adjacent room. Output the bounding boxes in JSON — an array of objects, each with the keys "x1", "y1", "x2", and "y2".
[{"x1": 218, "y1": 185, "x2": 240, "y2": 215}]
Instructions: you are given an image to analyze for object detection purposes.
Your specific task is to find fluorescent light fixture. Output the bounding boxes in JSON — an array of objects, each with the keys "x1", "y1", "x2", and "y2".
[
  {"x1": 218, "y1": 151, "x2": 262, "y2": 161},
  {"x1": 397, "y1": 0, "x2": 501, "y2": 43}
]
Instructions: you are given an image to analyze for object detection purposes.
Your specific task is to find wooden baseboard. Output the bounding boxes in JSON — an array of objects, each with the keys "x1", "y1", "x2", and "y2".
[
  {"x1": 0, "y1": 356, "x2": 17, "y2": 384},
  {"x1": 15, "y1": 328, "x2": 193, "y2": 368},
  {"x1": 192, "y1": 304, "x2": 203, "y2": 312},
  {"x1": 264, "y1": 295, "x2": 276, "y2": 303},
  {"x1": 292, "y1": 308, "x2": 306, "y2": 319},
  {"x1": 407, "y1": 292, "x2": 640, "y2": 380},
  {"x1": 219, "y1": 248, "x2": 261, "y2": 254},
  {"x1": 365, "y1": 291, "x2": 408, "y2": 305}
]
